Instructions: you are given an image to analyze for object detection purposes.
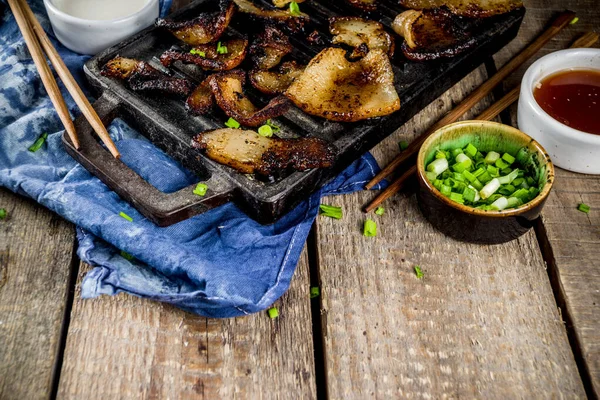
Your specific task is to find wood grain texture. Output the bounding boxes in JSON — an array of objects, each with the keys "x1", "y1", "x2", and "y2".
[
  {"x1": 537, "y1": 167, "x2": 600, "y2": 397},
  {"x1": 57, "y1": 250, "x2": 316, "y2": 400},
  {"x1": 314, "y1": 68, "x2": 586, "y2": 398},
  {"x1": 0, "y1": 189, "x2": 75, "y2": 400}
]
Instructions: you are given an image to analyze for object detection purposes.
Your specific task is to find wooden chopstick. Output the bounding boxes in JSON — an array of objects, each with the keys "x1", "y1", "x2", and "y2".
[
  {"x1": 6, "y1": 0, "x2": 80, "y2": 149},
  {"x1": 363, "y1": 30, "x2": 598, "y2": 214},
  {"x1": 18, "y1": 0, "x2": 120, "y2": 158},
  {"x1": 364, "y1": 10, "x2": 576, "y2": 191}
]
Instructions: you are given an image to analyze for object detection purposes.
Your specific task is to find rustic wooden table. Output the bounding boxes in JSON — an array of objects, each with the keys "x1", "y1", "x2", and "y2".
[{"x1": 1, "y1": 1, "x2": 599, "y2": 399}]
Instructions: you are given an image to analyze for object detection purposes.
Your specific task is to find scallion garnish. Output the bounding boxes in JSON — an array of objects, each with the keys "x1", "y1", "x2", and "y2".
[
  {"x1": 225, "y1": 117, "x2": 240, "y2": 129},
  {"x1": 375, "y1": 206, "x2": 385, "y2": 216},
  {"x1": 363, "y1": 219, "x2": 377, "y2": 237},
  {"x1": 399, "y1": 140, "x2": 409, "y2": 151},
  {"x1": 289, "y1": 1, "x2": 301, "y2": 16},
  {"x1": 119, "y1": 211, "x2": 133, "y2": 222},
  {"x1": 216, "y1": 41, "x2": 228, "y2": 54},
  {"x1": 265, "y1": 119, "x2": 280, "y2": 133},
  {"x1": 0, "y1": 208, "x2": 7, "y2": 220},
  {"x1": 319, "y1": 204, "x2": 342, "y2": 219},
  {"x1": 310, "y1": 287, "x2": 320, "y2": 299},
  {"x1": 190, "y1": 48, "x2": 206, "y2": 57},
  {"x1": 28, "y1": 132, "x2": 48, "y2": 152},
  {"x1": 414, "y1": 265, "x2": 424, "y2": 279},
  {"x1": 193, "y1": 183, "x2": 208, "y2": 196},
  {"x1": 267, "y1": 307, "x2": 279, "y2": 319},
  {"x1": 578, "y1": 203, "x2": 590, "y2": 213},
  {"x1": 120, "y1": 250, "x2": 134, "y2": 261},
  {"x1": 425, "y1": 143, "x2": 542, "y2": 211},
  {"x1": 258, "y1": 125, "x2": 273, "y2": 137}
]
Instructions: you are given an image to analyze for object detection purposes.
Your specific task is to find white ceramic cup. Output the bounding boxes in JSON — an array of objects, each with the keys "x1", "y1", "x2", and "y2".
[
  {"x1": 43, "y1": 0, "x2": 160, "y2": 55},
  {"x1": 518, "y1": 48, "x2": 600, "y2": 174}
]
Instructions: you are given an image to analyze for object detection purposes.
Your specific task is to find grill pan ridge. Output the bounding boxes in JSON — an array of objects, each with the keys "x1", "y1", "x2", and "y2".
[{"x1": 64, "y1": 0, "x2": 525, "y2": 226}]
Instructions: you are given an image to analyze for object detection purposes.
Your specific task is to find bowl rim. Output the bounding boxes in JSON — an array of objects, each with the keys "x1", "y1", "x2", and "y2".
[
  {"x1": 416, "y1": 120, "x2": 555, "y2": 218},
  {"x1": 43, "y1": 0, "x2": 158, "y2": 25},
  {"x1": 521, "y1": 48, "x2": 600, "y2": 144}
]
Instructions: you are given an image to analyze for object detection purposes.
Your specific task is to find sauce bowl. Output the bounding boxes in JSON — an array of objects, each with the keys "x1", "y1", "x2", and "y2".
[
  {"x1": 518, "y1": 48, "x2": 600, "y2": 174},
  {"x1": 416, "y1": 120, "x2": 554, "y2": 244},
  {"x1": 43, "y1": 0, "x2": 160, "y2": 55}
]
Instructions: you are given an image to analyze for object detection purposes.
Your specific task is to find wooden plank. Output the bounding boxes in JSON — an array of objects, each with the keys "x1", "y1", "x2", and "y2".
[
  {"x1": 0, "y1": 188, "x2": 76, "y2": 400},
  {"x1": 57, "y1": 249, "x2": 317, "y2": 399},
  {"x1": 314, "y1": 66, "x2": 586, "y2": 398}
]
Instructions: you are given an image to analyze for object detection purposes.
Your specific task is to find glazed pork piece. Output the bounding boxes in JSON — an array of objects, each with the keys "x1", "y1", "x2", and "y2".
[
  {"x1": 155, "y1": 0, "x2": 234, "y2": 45},
  {"x1": 232, "y1": 0, "x2": 309, "y2": 32},
  {"x1": 398, "y1": 0, "x2": 523, "y2": 18},
  {"x1": 192, "y1": 128, "x2": 336, "y2": 176},
  {"x1": 249, "y1": 61, "x2": 305, "y2": 95},
  {"x1": 285, "y1": 48, "x2": 400, "y2": 122},
  {"x1": 101, "y1": 57, "x2": 193, "y2": 97},
  {"x1": 159, "y1": 38, "x2": 249, "y2": 71},
  {"x1": 330, "y1": 16, "x2": 395, "y2": 58},
  {"x1": 249, "y1": 26, "x2": 292, "y2": 70},
  {"x1": 345, "y1": 0, "x2": 376, "y2": 12}
]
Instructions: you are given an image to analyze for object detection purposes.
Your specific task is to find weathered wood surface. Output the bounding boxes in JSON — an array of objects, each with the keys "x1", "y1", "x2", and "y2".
[
  {"x1": 314, "y1": 65, "x2": 586, "y2": 398},
  {"x1": 57, "y1": 250, "x2": 317, "y2": 399},
  {"x1": 0, "y1": 189, "x2": 75, "y2": 400}
]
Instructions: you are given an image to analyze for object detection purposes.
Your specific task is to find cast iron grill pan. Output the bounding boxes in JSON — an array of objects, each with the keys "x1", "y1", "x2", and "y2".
[{"x1": 63, "y1": 0, "x2": 525, "y2": 226}]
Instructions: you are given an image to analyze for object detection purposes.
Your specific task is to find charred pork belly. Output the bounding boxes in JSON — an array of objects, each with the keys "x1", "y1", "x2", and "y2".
[
  {"x1": 101, "y1": 57, "x2": 193, "y2": 97},
  {"x1": 186, "y1": 78, "x2": 214, "y2": 115},
  {"x1": 285, "y1": 48, "x2": 400, "y2": 122},
  {"x1": 208, "y1": 70, "x2": 291, "y2": 127},
  {"x1": 233, "y1": 0, "x2": 309, "y2": 32},
  {"x1": 249, "y1": 26, "x2": 293, "y2": 70},
  {"x1": 156, "y1": 0, "x2": 235, "y2": 45},
  {"x1": 330, "y1": 17, "x2": 395, "y2": 58},
  {"x1": 393, "y1": 9, "x2": 477, "y2": 61},
  {"x1": 249, "y1": 61, "x2": 305, "y2": 95},
  {"x1": 192, "y1": 128, "x2": 335, "y2": 176},
  {"x1": 160, "y1": 38, "x2": 249, "y2": 71},
  {"x1": 345, "y1": 0, "x2": 377, "y2": 12},
  {"x1": 398, "y1": 0, "x2": 523, "y2": 18}
]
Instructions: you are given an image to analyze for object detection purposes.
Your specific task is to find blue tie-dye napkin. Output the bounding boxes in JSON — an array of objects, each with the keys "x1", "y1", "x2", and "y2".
[{"x1": 0, "y1": 0, "x2": 384, "y2": 317}]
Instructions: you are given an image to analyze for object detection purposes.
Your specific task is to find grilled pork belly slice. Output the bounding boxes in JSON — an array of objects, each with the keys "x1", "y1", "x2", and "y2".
[
  {"x1": 192, "y1": 129, "x2": 335, "y2": 176},
  {"x1": 160, "y1": 38, "x2": 249, "y2": 71},
  {"x1": 249, "y1": 61, "x2": 305, "y2": 95},
  {"x1": 233, "y1": 0, "x2": 309, "y2": 32},
  {"x1": 101, "y1": 57, "x2": 193, "y2": 97},
  {"x1": 285, "y1": 48, "x2": 400, "y2": 122},
  {"x1": 393, "y1": 9, "x2": 477, "y2": 61},
  {"x1": 156, "y1": 0, "x2": 235, "y2": 45},
  {"x1": 398, "y1": 0, "x2": 523, "y2": 18},
  {"x1": 208, "y1": 70, "x2": 291, "y2": 127},
  {"x1": 330, "y1": 17, "x2": 395, "y2": 58},
  {"x1": 250, "y1": 26, "x2": 293, "y2": 70},
  {"x1": 345, "y1": 0, "x2": 377, "y2": 12},
  {"x1": 186, "y1": 78, "x2": 214, "y2": 115}
]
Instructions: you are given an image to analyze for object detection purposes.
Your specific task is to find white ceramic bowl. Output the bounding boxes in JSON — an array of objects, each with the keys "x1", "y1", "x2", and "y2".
[
  {"x1": 43, "y1": 0, "x2": 160, "y2": 55},
  {"x1": 518, "y1": 48, "x2": 600, "y2": 174}
]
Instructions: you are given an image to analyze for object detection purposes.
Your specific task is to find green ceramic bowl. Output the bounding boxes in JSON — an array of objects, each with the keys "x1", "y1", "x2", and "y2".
[{"x1": 416, "y1": 120, "x2": 554, "y2": 244}]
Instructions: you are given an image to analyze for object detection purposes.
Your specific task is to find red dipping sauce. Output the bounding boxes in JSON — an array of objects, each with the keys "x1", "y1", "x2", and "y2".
[{"x1": 533, "y1": 69, "x2": 600, "y2": 135}]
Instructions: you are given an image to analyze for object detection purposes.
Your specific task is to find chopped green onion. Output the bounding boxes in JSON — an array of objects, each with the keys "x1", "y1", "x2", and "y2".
[
  {"x1": 451, "y1": 148, "x2": 463, "y2": 158},
  {"x1": 310, "y1": 287, "x2": 320, "y2": 299},
  {"x1": 225, "y1": 117, "x2": 240, "y2": 129},
  {"x1": 502, "y1": 153, "x2": 515, "y2": 165},
  {"x1": 319, "y1": 204, "x2": 343, "y2": 219},
  {"x1": 265, "y1": 119, "x2": 280, "y2": 132},
  {"x1": 289, "y1": 1, "x2": 301, "y2": 16},
  {"x1": 427, "y1": 158, "x2": 448, "y2": 176},
  {"x1": 399, "y1": 140, "x2": 409, "y2": 151},
  {"x1": 190, "y1": 48, "x2": 206, "y2": 57},
  {"x1": 463, "y1": 186, "x2": 477, "y2": 203},
  {"x1": 464, "y1": 143, "x2": 477, "y2": 158},
  {"x1": 449, "y1": 192, "x2": 464, "y2": 204},
  {"x1": 507, "y1": 197, "x2": 521, "y2": 208},
  {"x1": 258, "y1": 125, "x2": 273, "y2": 137},
  {"x1": 28, "y1": 132, "x2": 48, "y2": 152},
  {"x1": 478, "y1": 171, "x2": 492, "y2": 184},
  {"x1": 435, "y1": 150, "x2": 446, "y2": 159},
  {"x1": 480, "y1": 178, "x2": 500, "y2": 200},
  {"x1": 120, "y1": 251, "x2": 134, "y2": 261},
  {"x1": 119, "y1": 212, "x2": 133, "y2": 222},
  {"x1": 484, "y1": 151, "x2": 500, "y2": 164},
  {"x1": 570, "y1": 17, "x2": 579, "y2": 24},
  {"x1": 490, "y1": 196, "x2": 509, "y2": 211},
  {"x1": 0, "y1": 208, "x2": 6, "y2": 220},
  {"x1": 497, "y1": 169, "x2": 519, "y2": 185},
  {"x1": 267, "y1": 307, "x2": 279, "y2": 319},
  {"x1": 375, "y1": 206, "x2": 385, "y2": 216},
  {"x1": 495, "y1": 158, "x2": 509, "y2": 169},
  {"x1": 216, "y1": 41, "x2": 228, "y2": 54},
  {"x1": 440, "y1": 184, "x2": 452, "y2": 197},
  {"x1": 425, "y1": 171, "x2": 438, "y2": 182},
  {"x1": 455, "y1": 153, "x2": 471, "y2": 163},
  {"x1": 193, "y1": 183, "x2": 208, "y2": 196},
  {"x1": 414, "y1": 265, "x2": 424, "y2": 279},
  {"x1": 363, "y1": 219, "x2": 377, "y2": 237},
  {"x1": 577, "y1": 203, "x2": 590, "y2": 213}
]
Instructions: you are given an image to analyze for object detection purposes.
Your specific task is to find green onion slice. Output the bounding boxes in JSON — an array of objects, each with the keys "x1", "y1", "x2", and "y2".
[
  {"x1": 216, "y1": 41, "x2": 228, "y2": 54},
  {"x1": 0, "y1": 208, "x2": 7, "y2": 220},
  {"x1": 310, "y1": 287, "x2": 320, "y2": 299},
  {"x1": 289, "y1": 1, "x2": 301, "y2": 16},
  {"x1": 319, "y1": 204, "x2": 342, "y2": 219},
  {"x1": 190, "y1": 48, "x2": 206, "y2": 57},
  {"x1": 28, "y1": 132, "x2": 48, "y2": 152},
  {"x1": 363, "y1": 219, "x2": 377, "y2": 237},
  {"x1": 267, "y1": 307, "x2": 279, "y2": 319},
  {"x1": 119, "y1": 211, "x2": 133, "y2": 222},
  {"x1": 375, "y1": 206, "x2": 385, "y2": 216},
  {"x1": 578, "y1": 203, "x2": 590, "y2": 213},
  {"x1": 258, "y1": 125, "x2": 273, "y2": 137},
  {"x1": 225, "y1": 117, "x2": 240, "y2": 129},
  {"x1": 193, "y1": 183, "x2": 208, "y2": 197},
  {"x1": 414, "y1": 265, "x2": 424, "y2": 279}
]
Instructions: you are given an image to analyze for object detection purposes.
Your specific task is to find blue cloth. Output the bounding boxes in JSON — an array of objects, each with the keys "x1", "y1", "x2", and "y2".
[{"x1": 0, "y1": 0, "x2": 384, "y2": 317}]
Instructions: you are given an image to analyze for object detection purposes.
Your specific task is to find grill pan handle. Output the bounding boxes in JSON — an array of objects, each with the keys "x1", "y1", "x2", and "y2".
[{"x1": 62, "y1": 93, "x2": 235, "y2": 227}]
